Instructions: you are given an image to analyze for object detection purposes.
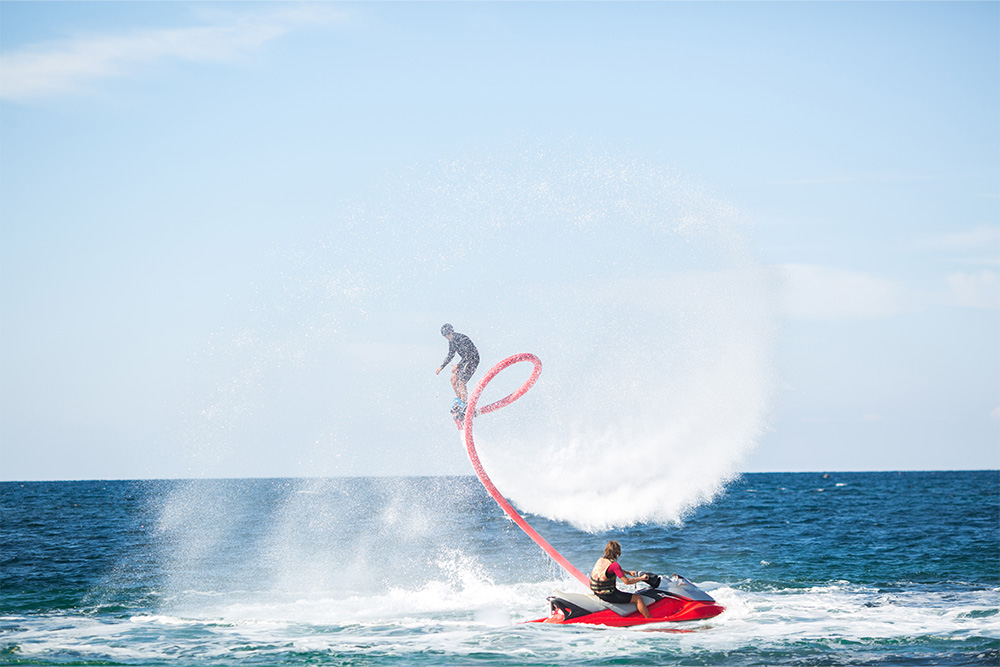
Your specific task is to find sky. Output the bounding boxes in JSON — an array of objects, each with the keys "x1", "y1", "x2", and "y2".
[{"x1": 1, "y1": 1, "x2": 997, "y2": 483}]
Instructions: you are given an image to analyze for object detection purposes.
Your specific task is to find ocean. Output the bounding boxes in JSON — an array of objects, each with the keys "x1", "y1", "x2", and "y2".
[{"x1": 1, "y1": 471, "x2": 997, "y2": 666}]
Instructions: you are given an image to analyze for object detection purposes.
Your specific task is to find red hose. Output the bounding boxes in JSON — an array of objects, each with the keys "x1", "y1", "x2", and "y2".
[{"x1": 461, "y1": 353, "x2": 589, "y2": 587}]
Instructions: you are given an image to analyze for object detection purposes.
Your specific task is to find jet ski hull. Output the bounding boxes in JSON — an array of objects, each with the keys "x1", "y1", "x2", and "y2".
[
  {"x1": 529, "y1": 575, "x2": 725, "y2": 627},
  {"x1": 532, "y1": 594, "x2": 724, "y2": 626}
]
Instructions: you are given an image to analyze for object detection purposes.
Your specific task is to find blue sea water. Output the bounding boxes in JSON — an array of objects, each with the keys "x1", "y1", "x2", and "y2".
[{"x1": 1, "y1": 471, "x2": 998, "y2": 666}]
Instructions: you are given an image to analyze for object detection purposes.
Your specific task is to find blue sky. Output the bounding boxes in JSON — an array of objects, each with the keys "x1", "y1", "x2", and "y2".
[{"x1": 1, "y1": 2, "x2": 997, "y2": 483}]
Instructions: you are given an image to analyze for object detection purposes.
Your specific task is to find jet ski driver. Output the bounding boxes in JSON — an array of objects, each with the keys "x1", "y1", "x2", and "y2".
[{"x1": 590, "y1": 540, "x2": 652, "y2": 618}]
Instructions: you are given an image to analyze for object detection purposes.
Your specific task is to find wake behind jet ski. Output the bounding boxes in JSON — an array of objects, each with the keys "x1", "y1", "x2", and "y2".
[{"x1": 457, "y1": 353, "x2": 726, "y2": 628}]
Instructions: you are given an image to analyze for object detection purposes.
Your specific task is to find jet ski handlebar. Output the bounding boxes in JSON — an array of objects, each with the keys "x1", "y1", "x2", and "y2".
[{"x1": 635, "y1": 571, "x2": 661, "y2": 589}]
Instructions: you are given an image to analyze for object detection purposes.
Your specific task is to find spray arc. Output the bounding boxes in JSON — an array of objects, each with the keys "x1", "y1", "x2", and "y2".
[{"x1": 460, "y1": 353, "x2": 726, "y2": 626}]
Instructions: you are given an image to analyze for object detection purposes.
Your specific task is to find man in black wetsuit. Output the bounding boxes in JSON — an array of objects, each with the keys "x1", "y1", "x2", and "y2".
[{"x1": 436, "y1": 323, "x2": 479, "y2": 405}]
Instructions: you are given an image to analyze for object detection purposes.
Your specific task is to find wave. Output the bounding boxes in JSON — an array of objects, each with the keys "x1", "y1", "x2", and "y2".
[{"x1": 4, "y1": 579, "x2": 995, "y2": 666}]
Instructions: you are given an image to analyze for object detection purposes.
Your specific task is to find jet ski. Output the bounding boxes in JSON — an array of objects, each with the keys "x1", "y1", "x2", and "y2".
[{"x1": 529, "y1": 572, "x2": 725, "y2": 626}]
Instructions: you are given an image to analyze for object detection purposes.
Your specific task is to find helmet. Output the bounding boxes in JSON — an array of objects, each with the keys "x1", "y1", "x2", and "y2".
[{"x1": 441, "y1": 323, "x2": 454, "y2": 336}]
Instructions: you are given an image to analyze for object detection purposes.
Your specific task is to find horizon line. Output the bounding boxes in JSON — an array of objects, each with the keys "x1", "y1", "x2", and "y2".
[{"x1": 2, "y1": 469, "x2": 997, "y2": 484}]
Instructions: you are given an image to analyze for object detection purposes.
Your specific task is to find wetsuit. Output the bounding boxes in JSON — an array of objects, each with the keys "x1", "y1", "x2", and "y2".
[
  {"x1": 440, "y1": 332, "x2": 479, "y2": 384},
  {"x1": 590, "y1": 561, "x2": 633, "y2": 604}
]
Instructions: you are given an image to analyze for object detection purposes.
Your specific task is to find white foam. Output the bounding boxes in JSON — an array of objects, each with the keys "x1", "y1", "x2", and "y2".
[
  {"x1": 6, "y1": 581, "x2": 997, "y2": 664},
  {"x1": 703, "y1": 584, "x2": 1000, "y2": 649}
]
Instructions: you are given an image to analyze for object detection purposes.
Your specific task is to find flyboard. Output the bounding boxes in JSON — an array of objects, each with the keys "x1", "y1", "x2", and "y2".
[{"x1": 459, "y1": 353, "x2": 725, "y2": 627}]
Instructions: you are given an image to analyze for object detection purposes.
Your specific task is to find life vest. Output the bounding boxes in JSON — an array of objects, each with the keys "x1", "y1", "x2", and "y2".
[{"x1": 589, "y1": 562, "x2": 618, "y2": 596}]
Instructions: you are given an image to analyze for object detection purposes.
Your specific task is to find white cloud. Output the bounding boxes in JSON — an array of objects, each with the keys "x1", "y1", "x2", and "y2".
[
  {"x1": 946, "y1": 270, "x2": 1000, "y2": 309},
  {"x1": 0, "y1": 7, "x2": 343, "y2": 101},
  {"x1": 780, "y1": 264, "x2": 911, "y2": 320},
  {"x1": 916, "y1": 225, "x2": 1000, "y2": 252},
  {"x1": 781, "y1": 263, "x2": 1000, "y2": 319},
  {"x1": 914, "y1": 225, "x2": 1000, "y2": 268},
  {"x1": 768, "y1": 172, "x2": 949, "y2": 187}
]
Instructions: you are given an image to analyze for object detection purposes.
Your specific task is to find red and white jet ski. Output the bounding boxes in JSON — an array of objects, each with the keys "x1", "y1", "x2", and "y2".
[
  {"x1": 530, "y1": 572, "x2": 724, "y2": 626},
  {"x1": 461, "y1": 354, "x2": 726, "y2": 628}
]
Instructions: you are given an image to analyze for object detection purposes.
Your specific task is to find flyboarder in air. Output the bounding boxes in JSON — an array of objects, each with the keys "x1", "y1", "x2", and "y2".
[{"x1": 436, "y1": 323, "x2": 479, "y2": 423}]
